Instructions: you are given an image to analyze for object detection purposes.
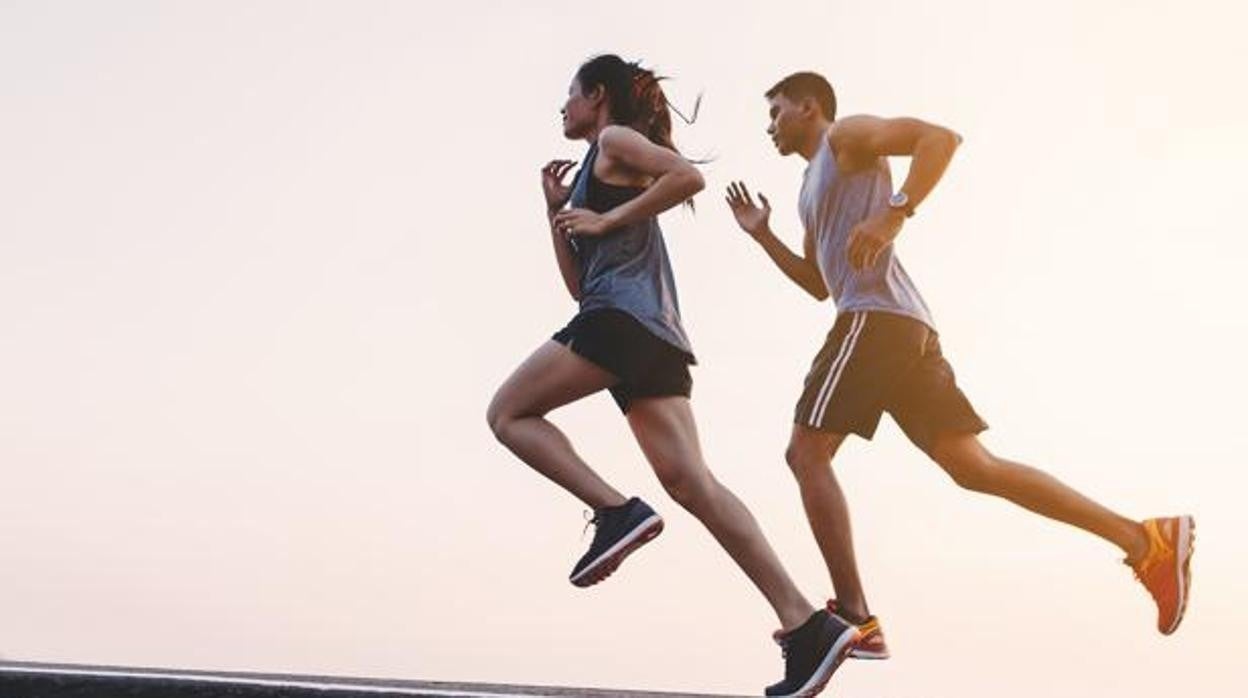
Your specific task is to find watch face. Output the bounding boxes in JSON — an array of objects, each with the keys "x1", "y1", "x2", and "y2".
[{"x1": 889, "y1": 192, "x2": 908, "y2": 208}]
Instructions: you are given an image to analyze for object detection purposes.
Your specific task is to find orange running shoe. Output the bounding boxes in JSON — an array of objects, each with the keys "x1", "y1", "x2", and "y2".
[
  {"x1": 1128, "y1": 515, "x2": 1195, "y2": 635},
  {"x1": 827, "y1": 599, "x2": 890, "y2": 660}
]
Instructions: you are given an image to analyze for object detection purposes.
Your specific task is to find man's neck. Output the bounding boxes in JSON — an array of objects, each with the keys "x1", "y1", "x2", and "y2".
[{"x1": 797, "y1": 119, "x2": 832, "y2": 161}]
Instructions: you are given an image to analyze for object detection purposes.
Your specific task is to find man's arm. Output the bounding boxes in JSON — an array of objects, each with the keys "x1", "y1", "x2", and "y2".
[
  {"x1": 725, "y1": 182, "x2": 828, "y2": 301},
  {"x1": 831, "y1": 115, "x2": 961, "y2": 270},
  {"x1": 831, "y1": 114, "x2": 961, "y2": 213}
]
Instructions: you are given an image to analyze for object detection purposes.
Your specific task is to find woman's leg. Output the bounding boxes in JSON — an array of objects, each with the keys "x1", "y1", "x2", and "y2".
[
  {"x1": 487, "y1": 340, "x2": 625, "y2": 509},
  {"x1": 626, "y1": 396, "x2": 816, "y2": 631}
]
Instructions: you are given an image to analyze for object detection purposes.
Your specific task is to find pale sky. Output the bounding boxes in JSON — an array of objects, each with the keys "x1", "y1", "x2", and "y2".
[{"x1": 3, "y1": 1, "x2": 1246, "y2": 696}]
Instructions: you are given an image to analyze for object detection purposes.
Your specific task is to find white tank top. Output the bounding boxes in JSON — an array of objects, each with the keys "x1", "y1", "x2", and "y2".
[{"x1": 799, "y1": 136, "x2": 935, "y2": 330}]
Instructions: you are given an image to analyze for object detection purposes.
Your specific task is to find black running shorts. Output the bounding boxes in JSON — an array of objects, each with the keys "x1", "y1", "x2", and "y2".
[
  {"x1": 795, "y1": 311, "x2": 987, "y2": 455},
  {"x1": 552, "y1": 308, "x2": 693, "y2": 413}
]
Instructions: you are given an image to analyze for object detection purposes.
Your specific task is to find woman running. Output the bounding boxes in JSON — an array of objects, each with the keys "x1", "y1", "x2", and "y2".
[{"x1": 486, "y1": 54, "x2": 858, "y2": 697}]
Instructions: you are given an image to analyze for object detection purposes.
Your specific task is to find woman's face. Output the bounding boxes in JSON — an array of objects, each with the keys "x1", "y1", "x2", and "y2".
[{"x1": 561, "y1": 78, "x2": 600, "y2": 140}]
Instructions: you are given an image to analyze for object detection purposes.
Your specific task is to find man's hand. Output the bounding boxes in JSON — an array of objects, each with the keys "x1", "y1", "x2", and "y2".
[
  {"x1": 552, "y1": 208, "x2": 610, "y2": 238},
  {"x1": 541, "y1": 159, "x2": 577, "y2": 214},
  {"x1": 725, "y1": 181, "x2": 772, "y2": 240},
  {"x1": 846, "y1": 209, "x2": 905, "y2": 270}
]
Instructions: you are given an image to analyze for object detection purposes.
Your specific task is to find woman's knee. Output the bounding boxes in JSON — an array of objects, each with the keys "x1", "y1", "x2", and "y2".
[
  {"x1": 486, "y1": 389, "x2": 529, "y2": 441},
  {"x1": 654, "y1": 459, "x2": 715, "y2": 511}
]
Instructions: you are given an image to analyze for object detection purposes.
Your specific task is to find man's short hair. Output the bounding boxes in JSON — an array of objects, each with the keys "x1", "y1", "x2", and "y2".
[{"x1": 765, "y1": 72, "x2": 837, "y2": 120}]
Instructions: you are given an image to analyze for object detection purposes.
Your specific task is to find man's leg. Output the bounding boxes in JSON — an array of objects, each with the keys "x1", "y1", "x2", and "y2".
[
  {"x1": 784, "y1": 424, "x2": 871, "y2": 622},
  {"x1": 927, "y1": 431, "x2": 1194, "y2": 634},
  {"x1": 891, "y1": 328, "x2": 1194, "y2": 634},
  {"x1": 927, "y1": 432, "x2": 1148, "y2": 561},
  {"x1": 627, "y1": 396, "x2": 816, "y2": 631}
]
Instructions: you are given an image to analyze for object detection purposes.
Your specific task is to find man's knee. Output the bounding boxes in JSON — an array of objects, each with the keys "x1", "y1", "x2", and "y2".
[
  {"x1": 785, "y1": 429, "x2": 843, "y2": 482},
  {"x1": 783, "y1": 443, "x2": 810, "y2": 473},
  {"x1": 933, "y1": 440, "x2": 999, "y2": 493}
]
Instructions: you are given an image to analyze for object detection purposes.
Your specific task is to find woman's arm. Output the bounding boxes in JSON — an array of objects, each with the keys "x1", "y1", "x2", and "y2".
[
  {"x1": 539, "y1": 159, "x2": 582, "y2": 300},
  {"x1": 552, "y1": 125, "x2": 704, "y2": 237},
  {"x1": 548, "y1": 209, "x2": 581, "y2": 300}
]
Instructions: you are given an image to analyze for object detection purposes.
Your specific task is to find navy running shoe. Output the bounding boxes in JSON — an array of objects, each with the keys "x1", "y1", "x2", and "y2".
[
  {"x1": 765, "y1": 609, "x2": 859, "y2": 697},
  {"x1": 569, "y1": 497, "x2": 664, "y2": 588}
]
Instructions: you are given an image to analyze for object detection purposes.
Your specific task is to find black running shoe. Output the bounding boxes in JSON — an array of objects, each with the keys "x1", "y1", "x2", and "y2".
[
  {"x1": 765, "y1": 609, "x2": 859, "y2": 697},
  {"x1": 569, "y1": 497, "x2": 664, "y2": 588}
]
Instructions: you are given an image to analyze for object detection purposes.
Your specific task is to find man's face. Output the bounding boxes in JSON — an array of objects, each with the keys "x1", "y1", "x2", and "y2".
[
  {"x1": 561, "y1": 78, "x2": 598, "y2": 139},
  {"x1": 766, "y1": 93, "x2": 810, "y2": 156}
]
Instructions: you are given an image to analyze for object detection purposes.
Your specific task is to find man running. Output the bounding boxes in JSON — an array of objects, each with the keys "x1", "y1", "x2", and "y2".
[{"x1": 724, "y1": 71, "x2": 1194, "y2": 660}]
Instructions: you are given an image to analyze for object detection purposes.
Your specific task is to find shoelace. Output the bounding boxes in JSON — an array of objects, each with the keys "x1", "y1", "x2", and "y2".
[
  {"x1": 1127, "y1": 555, "x2": 1157, "y2": 595},
  {"x1": 582, "y1": 509, "x2": 600, "y2": 538},
  {"x1": 1127, "y1": 522, "x2": 1172, "y2": 580},
  {"x1": 772, "y1": 626, "x2": 796, "y2": 662},
  {"x1": 1129, "y1": 557, "x2": 1171, "y2": 600}
]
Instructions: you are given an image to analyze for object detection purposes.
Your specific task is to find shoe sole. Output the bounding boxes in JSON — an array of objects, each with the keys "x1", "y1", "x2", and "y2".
[
  {"x1": 847, "y1": 625, "x2": 888, "y2": 659},
  {"x1": 834, "y1": 613, "x2": 888, "y2": 660},
  {"x1": 775, "y1": 625, "x2": 861, "y2": 698},
  {"x1": 569, "y1": 515, "x2": 664, "y2": 588},
  {"x1": 1162, "y1": 515, "x2": 1195, "y2": 635}
]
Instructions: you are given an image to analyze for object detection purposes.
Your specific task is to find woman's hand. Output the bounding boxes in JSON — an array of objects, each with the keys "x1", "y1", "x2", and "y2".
[
  {"x1": 552, "y1": 208, "x2": 611, "y2": 237},
  {"x1": 541, "y1": 159, "x2": 577, "y2": 214}
]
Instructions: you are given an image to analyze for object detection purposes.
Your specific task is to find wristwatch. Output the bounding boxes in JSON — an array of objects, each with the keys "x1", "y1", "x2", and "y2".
[{"x1": 888, "y1": 191, "x2": 915, "y2": 218}]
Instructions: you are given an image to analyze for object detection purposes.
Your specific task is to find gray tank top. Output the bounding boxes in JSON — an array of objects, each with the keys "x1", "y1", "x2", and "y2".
[
  {"x1": 799, "y1": 136, "x2": 935, "y2": 330},
  {"x1": 567, "y1": 142, "x2": 695, "y2": 361}
]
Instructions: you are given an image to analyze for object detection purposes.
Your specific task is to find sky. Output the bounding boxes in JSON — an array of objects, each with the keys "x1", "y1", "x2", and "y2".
[{"x1": 2, "y1": 1, "x2": 1247, "y2": 696}]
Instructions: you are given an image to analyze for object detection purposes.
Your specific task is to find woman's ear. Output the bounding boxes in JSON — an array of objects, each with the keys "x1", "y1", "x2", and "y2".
[{"x1": 587, "y1": 84, "x2": 606, "y2": 108}]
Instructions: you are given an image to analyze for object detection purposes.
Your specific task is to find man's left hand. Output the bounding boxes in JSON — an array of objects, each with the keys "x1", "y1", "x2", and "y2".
[{"x1": 846, "y1": 210, "x2": 905, "y2": 270}]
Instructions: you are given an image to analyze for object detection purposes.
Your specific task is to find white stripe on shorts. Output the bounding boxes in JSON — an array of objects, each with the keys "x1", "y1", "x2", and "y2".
[{"x1": 808, "y1": 312, "x2": 866, "y2": 427}]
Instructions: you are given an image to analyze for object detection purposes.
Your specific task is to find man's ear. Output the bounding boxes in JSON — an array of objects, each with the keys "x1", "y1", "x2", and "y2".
[{"x1": 800, "y1": 96, "x2": 818, "y2": 119}]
